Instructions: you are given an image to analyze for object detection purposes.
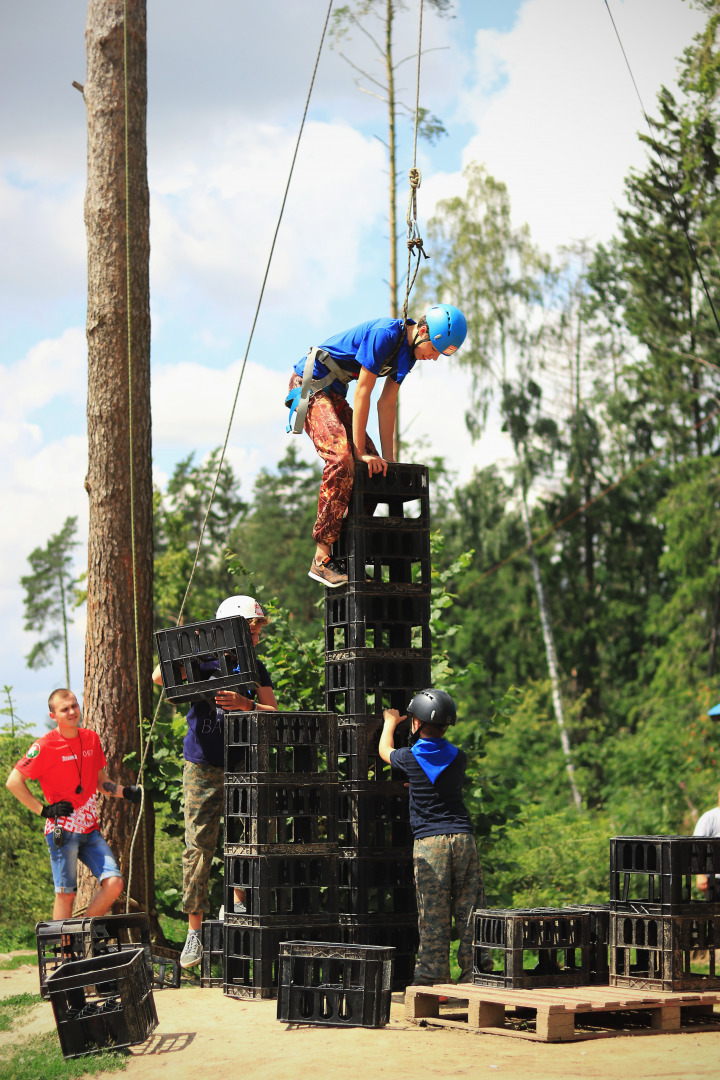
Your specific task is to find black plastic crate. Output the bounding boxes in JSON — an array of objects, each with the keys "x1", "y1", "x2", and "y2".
[
  {"x1": 325, "y1": 589, "x2": 431, "y2": 652},
  {"x1": 337, "y1": 783, "x2": 412, "y2": 852},
  {"x1": 151, "y1": 954, "x2": 181, "y2": 989},
  {"x1": 224, "y1": 853, "x2": 337, "y2": 922},
  {"x1": 325, "y1": 655, "x2": 431, "y2": 716},
  {"x1": 36, "y1": 914, "x2": 153, "y2": 1001},
  {"x1": 337, "y1": 915, "x2": 417, "y2": 989},
  {"x1": 200, "y1": 920, "x2": 224, "y2": 988},
  {"x1": 338, "y1": 855, "x2": 416, "y2": 916},
  {"x1": 564, "y1": 904, "x2": 610, "y2": 985},
  {"x1": 346, "y1": 462, "x2": 430, "y2": 521},
  {"x1": 337, "y1": 719, "x2": 412, "y2": 784},
  {"x1": 154, "y1": 616, "x2": 258, "y2": 704},
  {"x1": 609, "y1": 911, "x2": 720, "y2": 991},
  {"x1": 472, "y1": 908, "x2": 591, "y2": 989},
  {"x1": 223, "y1": 922, "x2": 339, "y2": 1000},
  {"x1": 47, "y1": 948, "x2": 157, "y2": 1059},
  {"x1": 224, "y1": 710, "x2": 337, "y2": 779},
  {"x1": 332, "y1": 521, "x2": 431, "y2": 589},
  {"x1": 610, "y1": 836, "x2": 720, "y2": 914},
  {"x1": 224, "y1": 781, "x2": 336, "y2": 847},
  {"x1": 277, "y1": 941, "x2": 393, "y2": 1027}
]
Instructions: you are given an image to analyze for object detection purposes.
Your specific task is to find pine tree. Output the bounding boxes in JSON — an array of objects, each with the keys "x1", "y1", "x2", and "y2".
[{"x1": 20, "y1": 515, "x2": 80, "y2": 686}]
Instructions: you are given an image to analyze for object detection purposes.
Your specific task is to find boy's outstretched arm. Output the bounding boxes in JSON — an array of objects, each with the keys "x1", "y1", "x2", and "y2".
[
  {"x1": 376, "y1": 377, "x2": 400, "y2": 462},
  {"x1": 379, "y1": 708, "x2": 405, "y2": 763},
  {"x1": 353, "y1": 367, "x2": 388, "y2": 476}
]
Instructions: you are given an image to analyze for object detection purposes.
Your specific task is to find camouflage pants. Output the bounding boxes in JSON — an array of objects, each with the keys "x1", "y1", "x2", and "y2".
[
  {"x1": 413, "y1": 832, "x2": 485, "y2": 985},
  {"x1": 182, "y1": 760, "x2": 224, "y2": 914},
  {"x1": 288, "y1": 373, "x2": 379, "y2": 546}
]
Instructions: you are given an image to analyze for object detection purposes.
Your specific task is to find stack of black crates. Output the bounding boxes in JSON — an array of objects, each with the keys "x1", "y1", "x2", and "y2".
[
  {"x1": 222, "y1": 709, "x2": 340, "y2": 998},
  {"x1": 327, "y1": 463, "x2": 431, "y2": 988},
  {"x1": 609, "y1": 835, "x2": 720, "y2": 991}
]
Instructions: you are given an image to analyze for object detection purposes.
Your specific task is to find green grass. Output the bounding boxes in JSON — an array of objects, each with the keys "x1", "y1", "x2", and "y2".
[
  {"x1": 0, "y1": 1032, "x2": 128, "y2": 1080},
  {"x1": 0, "y1": 993, "x2": 42, "y2": 1033},
  {"x1": 0, "y1": 953, "x2": 38, "y2": 972}
]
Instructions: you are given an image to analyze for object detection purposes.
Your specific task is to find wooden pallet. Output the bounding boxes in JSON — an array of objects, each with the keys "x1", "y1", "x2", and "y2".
[{"x1": 404, "y1": 983, "x2": 720, "y2": 1042}]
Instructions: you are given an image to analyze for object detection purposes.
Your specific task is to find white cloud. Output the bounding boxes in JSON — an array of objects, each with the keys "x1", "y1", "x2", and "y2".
[
  {"x1": 442, "y1": 0, "x2": 706, "y2": 255},
  {"x1": 1, "y1": 327, "x2": 86, "y2": 420},
  {"x1": 398, "y1": 360, "x2": 515, "y2": 485},
  {"x1": 150, "y1": 121, "x2": 387, "y2": 325}
]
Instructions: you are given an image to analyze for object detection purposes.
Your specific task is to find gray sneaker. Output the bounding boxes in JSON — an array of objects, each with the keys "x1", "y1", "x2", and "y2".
[
  {"x1": 308, "y1": 555, "x2": 348, "y2": 588},
  {"x1": 180, "y1": 929, "x2": 202, "y2": 969}
]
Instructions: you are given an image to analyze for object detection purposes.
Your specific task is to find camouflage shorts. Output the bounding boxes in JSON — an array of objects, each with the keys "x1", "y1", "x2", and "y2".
[
  {"x1": 182, "y1": 760, "x2": 224, "y2": 914},
  {"x1": 413, "y1": 832, "x2": 485, "y2": 986}
]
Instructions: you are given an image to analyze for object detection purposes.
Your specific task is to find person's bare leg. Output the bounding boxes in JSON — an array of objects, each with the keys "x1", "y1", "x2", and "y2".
[
  {"x1": 53, "y1": 892, "x2": 75, "y2": 919},
  {"x1": 85, "y1": 875, "x2": 124, "y2": 917}
]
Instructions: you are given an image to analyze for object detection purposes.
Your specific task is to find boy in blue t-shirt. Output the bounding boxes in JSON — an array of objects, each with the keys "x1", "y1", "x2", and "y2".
[
  {"x1": 379, "y1": 688, "x2": 488, "y2": 987},
  {"x1": 287, "y1": 305, "x2": 467, "y2": 588}
]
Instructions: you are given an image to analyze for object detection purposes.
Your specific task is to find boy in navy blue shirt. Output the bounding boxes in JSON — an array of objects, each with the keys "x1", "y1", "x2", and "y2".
[
  {"x1": 287, "y1": 306, "x2": 467, "y2": 587},
  {"x1": 153, "y1": 595, "x2": 277, "y2": 967},
  {"x1": 379, "y1": 688, "x2": 487, "y2": 986}
]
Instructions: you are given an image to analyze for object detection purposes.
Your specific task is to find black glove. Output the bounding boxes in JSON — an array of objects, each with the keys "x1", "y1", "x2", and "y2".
[
  {"x1": 41, "y1": 800, "x2": 74, "y2": 819},
  {"x1": 123, "y1": 785, "x2": 142, "y2": 804}
]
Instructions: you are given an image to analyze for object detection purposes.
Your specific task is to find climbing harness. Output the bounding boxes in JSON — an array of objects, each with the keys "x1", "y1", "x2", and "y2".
[
  {"x1": 286, "y1": 328, "x2": 410, "y2": 434},
  {"x1": 286, "y1": 348, "x2": 355, "y2": 434}
]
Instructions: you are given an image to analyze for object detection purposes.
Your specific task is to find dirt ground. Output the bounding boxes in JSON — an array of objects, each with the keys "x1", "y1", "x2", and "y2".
[{"x1": 3, "y1": 954, "x2": 720, "y2": 1080}]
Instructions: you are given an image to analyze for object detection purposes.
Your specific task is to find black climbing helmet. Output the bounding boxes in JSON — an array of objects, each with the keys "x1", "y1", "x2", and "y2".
[{"x1": 407, "y1": 688, "x2": 457, "y2": 728}]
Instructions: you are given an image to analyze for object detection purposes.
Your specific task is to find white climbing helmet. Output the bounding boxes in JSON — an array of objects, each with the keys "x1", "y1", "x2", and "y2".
[{"x1": 216, "y1": 595, "x2": 270, "y2": 625}]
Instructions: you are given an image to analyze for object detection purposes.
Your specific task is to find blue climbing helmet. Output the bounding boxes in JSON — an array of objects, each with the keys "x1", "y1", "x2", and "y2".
[{"x1": 424, "y1": 304, "x2": 467, "y2": 355}]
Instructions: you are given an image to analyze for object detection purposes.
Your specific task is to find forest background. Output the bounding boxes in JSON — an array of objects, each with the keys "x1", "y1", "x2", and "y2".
[{"x1": 2, "y1": 0, "x2": 720, "y2": 944}]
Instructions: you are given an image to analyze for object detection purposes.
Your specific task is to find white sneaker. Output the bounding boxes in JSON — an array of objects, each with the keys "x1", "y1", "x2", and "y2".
[{"x1": 179, "y1": 930, "x2": 202, "y2": 969}]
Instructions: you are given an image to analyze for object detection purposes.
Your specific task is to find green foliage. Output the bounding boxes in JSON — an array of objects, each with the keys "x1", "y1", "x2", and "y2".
[
  {"x1": 225, "y1": 550, "x2": 325, "y2": 711},
  {"x1": 231, "y1": 444, "x2": 324, "y2": 630},
  {"x1": 488, "y1": 804, "x2": 613, "y2": 909},
  {"x1": 0, "y1": 736, "x2": 55, "y2": 943},
  {"x1": 20, "y1": 516, "x2": 81, "y2": 684},
  {"x1": 0, "y1": 687, "x2": 34, "y2": 739},
  {"x1": 0, "y1": 1032, "x2": 127, "y2": 1080},
  {"x1": 154, "y1": 449, "x2": 247, "y2": 627}
]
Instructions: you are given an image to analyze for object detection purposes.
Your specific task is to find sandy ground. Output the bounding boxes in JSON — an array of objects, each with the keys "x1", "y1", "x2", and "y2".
[{"x1": 2, "y1": 955, "x2": 719, "y2": 1080}]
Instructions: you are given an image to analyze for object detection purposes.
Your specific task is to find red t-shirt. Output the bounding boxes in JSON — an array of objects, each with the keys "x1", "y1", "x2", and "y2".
[{"x1": 15, "y1": 727, "x2": 106, "y2": 836}]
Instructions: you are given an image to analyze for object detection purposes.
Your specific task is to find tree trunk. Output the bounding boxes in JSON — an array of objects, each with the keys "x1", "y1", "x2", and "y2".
[
  {"x1": 78, "y1": 0, "x2": 157, "y2": 935},
  {"x1": 519, "y1": 488, "x2": 583, "y2": 811}
]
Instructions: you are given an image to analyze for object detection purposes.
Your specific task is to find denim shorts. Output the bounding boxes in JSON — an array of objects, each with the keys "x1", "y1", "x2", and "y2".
[{"x1": 45, "y1": 828, "x2": 122, "y2": 893}]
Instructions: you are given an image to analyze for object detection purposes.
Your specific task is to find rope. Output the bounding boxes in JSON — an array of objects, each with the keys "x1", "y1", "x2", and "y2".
[
  {"x1": 120, "y1": 0, "x2": 150, "y2": 915},
  {"x1": 174, "y1": 0, "x2": 334, "y2": 629},
  {"x1": 125, "y1": 0, "x2": 335, "y2": 906},
  {"x1": 401, "y1": 0, "x2": 428, "y2": 324},
  {"x1": 603, "y1": 0, "x2": 720, "y2": 337}
]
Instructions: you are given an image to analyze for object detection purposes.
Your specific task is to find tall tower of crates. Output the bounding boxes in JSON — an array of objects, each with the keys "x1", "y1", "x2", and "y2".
[{"x1": 326, "y1": 462, "x2": 432, "y2": 986}]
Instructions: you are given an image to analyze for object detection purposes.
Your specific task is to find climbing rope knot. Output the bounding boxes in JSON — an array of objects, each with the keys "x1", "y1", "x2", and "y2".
[{"x1": 409, "y1": 167, "x2": 422, "y2": 191}]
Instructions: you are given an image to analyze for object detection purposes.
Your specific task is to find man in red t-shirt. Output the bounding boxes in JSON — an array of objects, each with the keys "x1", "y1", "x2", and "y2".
[{"x1": 6, "y1": 688, "x2": 141, "y2": 919}]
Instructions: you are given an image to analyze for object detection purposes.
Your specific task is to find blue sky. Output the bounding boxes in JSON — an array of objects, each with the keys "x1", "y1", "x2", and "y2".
[{"x1": 1, "y1": 0, "x2": 706, "y2": 731}]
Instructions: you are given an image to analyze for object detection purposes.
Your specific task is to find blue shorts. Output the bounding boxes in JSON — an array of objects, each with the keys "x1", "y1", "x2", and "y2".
[{"x1": 45, "y1": 828, "x2": 122, "y2": 894}]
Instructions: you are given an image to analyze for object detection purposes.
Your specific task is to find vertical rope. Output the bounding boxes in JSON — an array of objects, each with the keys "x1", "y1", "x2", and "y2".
[
  {"x1": 402, "y1": 0, "x2": 426, "y2": 324},
  {"x1": 122, "y1": 0, "x2": 148, "y2": 914}
]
